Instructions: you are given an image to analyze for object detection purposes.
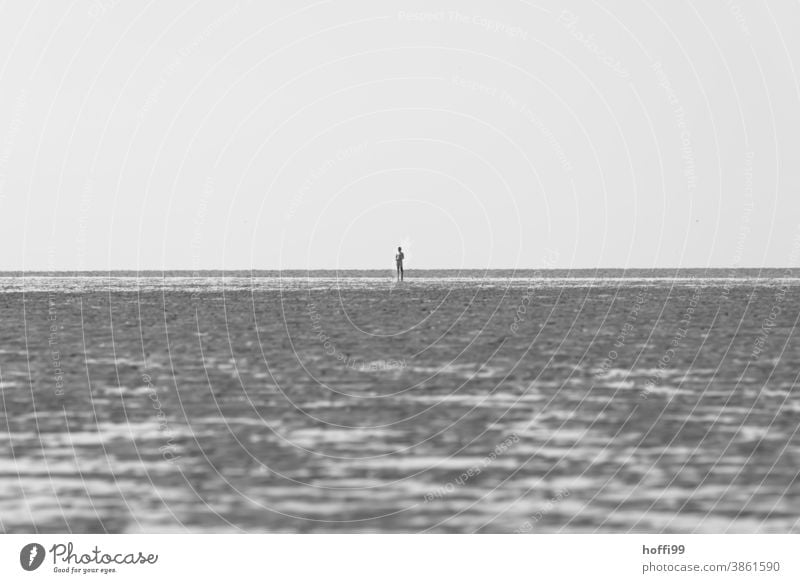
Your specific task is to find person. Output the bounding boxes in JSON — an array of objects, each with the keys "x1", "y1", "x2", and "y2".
[{"x1": 395, "y1": 246, "x2": 404, "y2": 282}]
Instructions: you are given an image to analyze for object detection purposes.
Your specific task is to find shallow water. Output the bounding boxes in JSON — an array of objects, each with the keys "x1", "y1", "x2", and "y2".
[{"x1": 1, "y1": 273, "x2": 799, "y2": 532}]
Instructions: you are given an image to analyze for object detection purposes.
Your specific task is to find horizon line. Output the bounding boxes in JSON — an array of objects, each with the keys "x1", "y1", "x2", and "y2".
[{"x1": 1, "y1": 267, "x2": 797, "y2": 274}]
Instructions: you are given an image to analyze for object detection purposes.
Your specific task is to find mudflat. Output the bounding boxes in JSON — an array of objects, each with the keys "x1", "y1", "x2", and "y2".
[{"x1": 1, "y1": 274, "x2": 799, "y2": 532}]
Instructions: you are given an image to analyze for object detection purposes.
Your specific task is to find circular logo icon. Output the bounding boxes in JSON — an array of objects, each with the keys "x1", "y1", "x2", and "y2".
[{"x1": 20, "y1": 543, "x2": 46, "y2": 571}]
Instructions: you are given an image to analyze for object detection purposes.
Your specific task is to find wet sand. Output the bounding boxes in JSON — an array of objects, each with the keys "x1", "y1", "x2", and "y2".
[{"x1": 1, "y1": 274, "x2": 799, "y2": 532}]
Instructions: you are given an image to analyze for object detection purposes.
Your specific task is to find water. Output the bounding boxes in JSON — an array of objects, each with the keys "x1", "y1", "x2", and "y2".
[{"x1": 1, "y1": 271, "x2": 799, "y2": 532}]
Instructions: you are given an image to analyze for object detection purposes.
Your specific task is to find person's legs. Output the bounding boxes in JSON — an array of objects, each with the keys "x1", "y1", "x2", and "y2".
[{"x1": 400, "y1": 265, "x2": 404, "y2": 281}]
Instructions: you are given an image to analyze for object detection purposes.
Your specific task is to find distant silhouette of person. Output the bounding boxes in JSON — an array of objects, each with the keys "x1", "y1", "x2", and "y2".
[{"x1": 395, "y1": 246, "x2": 404, "y2": 282}]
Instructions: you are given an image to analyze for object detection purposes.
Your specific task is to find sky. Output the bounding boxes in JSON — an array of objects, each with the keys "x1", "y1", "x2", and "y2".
[{"x1": 0, "y1": 0, "x2": 799, "y2": 271}]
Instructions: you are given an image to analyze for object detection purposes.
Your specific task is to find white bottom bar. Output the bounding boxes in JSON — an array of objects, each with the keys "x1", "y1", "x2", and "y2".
[{"x1": 1, "y1": 534, "x2": 797, "y2": 582}]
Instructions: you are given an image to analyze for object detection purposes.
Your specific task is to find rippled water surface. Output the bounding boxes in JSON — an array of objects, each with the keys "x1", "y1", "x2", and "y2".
[{"x1": 2, "y1": 273, "x2": 799, "y2": 532}]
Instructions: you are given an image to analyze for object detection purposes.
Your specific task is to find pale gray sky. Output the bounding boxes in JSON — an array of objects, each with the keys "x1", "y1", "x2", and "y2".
[{"x1": 0, "y1": 0, "x2": 798, "y2": 270}]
